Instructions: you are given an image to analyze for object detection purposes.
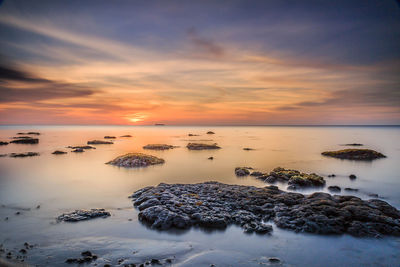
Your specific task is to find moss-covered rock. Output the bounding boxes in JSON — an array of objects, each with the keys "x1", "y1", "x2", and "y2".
[
  {"x1": 106, "y1": 153, "x2": 164, "y2": 168},
  {"x1": 322, "y1": 149, "x2": 386, "y2": 160},
  {"x1": 261, "y1": 167, "x2": 325, "y2": 188}
]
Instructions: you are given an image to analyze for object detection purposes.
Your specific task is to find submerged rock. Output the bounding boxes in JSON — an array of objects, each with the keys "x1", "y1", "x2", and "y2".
[
  {"x1": 104, "y1": 136, "x2": 116, "y2": 139},
  {"x1": 328, "y1": 185, "x2": 341, "y2": 192},
  {"x1": 9, "y1": 152, "x2": 39, "y2": 157},
  {"x1": 87, "y1": 140, "x2": 113, "y2": 145},
  {"x1": 65, "y1": 251, "x2": 98, "y2": 264},
  {"x1": 235, "y1": 167, "x2": 252, "y2": 176},
  {"x1": 67, "y1": 145, "x2": 95, "y2": 150},
  {"x1": 52, "y1": 150, "x2": 67, "y2": 155},
  {"x1": 321, "y1": 149, "x2": 386, "y2": 160},
  {"x1": 343, "y1": 143, "x2": 363, "y2": 146},
  {"x1": 0, "y1": 141, "x2": 8, "y2": 145},
  {"x1": 57, "y1": 209, "x2": 110, "y2": 222},
  {"x1": 17, "y1": 132, "x2": 40, "y2": 135},
  {"x1": 344, "y1": 188, "x2": 359, "y2": 192},
  {"x1": 258, "y1": 167, "x2": 325, "y2": 188},
  {"x1": 187, "y1": 143, "x2": 221, "y2": 150},
  {"x1": 106, "y1": 153, "x2": 164, "y2": 168},
  {"x1": 10, "y1": 138, "x2": 38, "y2": 144},
  {"x1": 143, "y1": 144, "x2": 177, "y2": 150},
  {"x1": 131, "y1": 182, "x2": 400, "y2": 237}
]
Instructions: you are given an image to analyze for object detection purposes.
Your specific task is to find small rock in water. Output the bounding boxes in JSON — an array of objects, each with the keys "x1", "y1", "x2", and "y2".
[
  {"x1": 263, "y1": 167, "x2": 325, "y2": 188},
  {"x1": 328, "y1": 186, "x2": 341, "y2": 192},
  {"x1": 10, "y1": 138, "x2": 39, "y2": 144},
  {"x1": 344, "y1": 188, "x2": 359, "y2": 192},
  {"x1": 321, "y1": 149, "x2": 386, "y2": 160},
  {"x1": 9, "y1": 152, "x2": 39, "y2": 158},
  {"x1": 143, "y1": 144, "x2": 176, "y2": 150},
  {"x1": 67, "y1": 145, "x2": 95, "y2": 150},
  {"x1": 349, "y1": 174, "x2": 357, "y2": 179},
  {"x1": 120, "y1": 135, "x2": 132, "y2": 137},
  {"x1": 57, "y1": 209, "x2": 110, "y2": 222},
  {"x1": 106, "y1": 153, "x2": 164, "y2": 168},
  {"x1": 0, "y1": 141, "x2": 8, "y2": 145},
  {"x1": 19, "y1": 249, "x2": 27, "y2": 254},
  {"x1": 188, "y1": 133, "x2": 199, "y2": 136},
  {"x1": 344, "y1": 143, "x2": 363, "y2": 146},
  {"x1": 235, "y1": 167, "x2": 251, "y2": 176},
  {"x1": 328, "y1": 174, "x2": 336, "y2": 177},
  {"x1": 187, "y1": 143, "x2": 221, "y2": 150},
  {"x1": 369, "y1": 193, "x2": 379, "y2": 198},
  {"x1": 208, "y1": 157, "x2": 214, "y2": 160},
  {"x1": 104, "y1": 136, "x2": 116, "y2": 139},
  {"x1": 52, "y1": 150, "x2": 67, "y2": 155},
  {"x1": 206, "y1": 131, "x2": 215, "y2": 134},
  {"x1": 36, "y1": 205, "x2": 40, "y2": 209},
  {"x1": 72, "y1": 148, "x2": 84, "y2": 153},
  {"x1": 268, "y1": 257, "x2": 281, "y2": 263},
  {"x1": 87, "y1": 140, "x2": 113, "y2": 145}
]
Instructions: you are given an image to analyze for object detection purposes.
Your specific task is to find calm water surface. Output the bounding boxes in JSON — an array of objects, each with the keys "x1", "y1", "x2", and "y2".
[{"x1": 0, "y1": 126, "x2": 399, "y2": 266}]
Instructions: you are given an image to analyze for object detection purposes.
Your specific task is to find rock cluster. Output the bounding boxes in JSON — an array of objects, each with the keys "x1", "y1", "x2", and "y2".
[
  {"x1": 106, "y1": 153, "x2": 164, "y2": 168},
  {"x1": 143, "y1": 144, "x2": 177, "y2": 150},
  {"x1": 131, "y1": 182, "x2": 400, "y2": 237},
  {"x1": 87, "y1": 140, "x2": 113, "y2": 145},
  {"x1": 57, "y1": 209, "x2": 110, "y2": 222},
  {"x1": 251, "y1": 167, "x2": 326, "y2": 189},
  {"x1": 321, "y1": 149, "x2": 386, "y2": 160},
  {"x1": 186, "y1": 143, "x2": 221, "y2": 150}
]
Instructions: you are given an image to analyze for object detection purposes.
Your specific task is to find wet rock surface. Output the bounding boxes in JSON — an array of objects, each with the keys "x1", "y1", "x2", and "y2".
[
  {"x1": 186, "y1": 143, "x2": 221, "y2": 150},
  {"x1": 106, "y1": 153, "x2": 164, "y2": 168},
  {"x1": 57, "y1": 209, "x2": 110, "y2": 222},
  {"x1": 321, "y1": 149, "x2": 386, "y2": 160},
  {"x1": 9, "y1": 152, "x2": 39, "y2": 157},
  {"x1": 143, "y1": 144, "x2": 177, "y2": 150},
  {"x1": 131, "y1": 182, "x2": 400, "y2": 237},
  {"x1": 10, "y1": 138, "x2": 39, "y2": 144},
  {"x1": 87, "y1": 140, "x2": 113, "y2": 145}
]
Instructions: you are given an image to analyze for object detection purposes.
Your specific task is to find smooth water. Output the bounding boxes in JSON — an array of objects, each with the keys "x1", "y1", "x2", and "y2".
[{"x1": 0, "y1": 126, "x2": 399, "y2": 266}]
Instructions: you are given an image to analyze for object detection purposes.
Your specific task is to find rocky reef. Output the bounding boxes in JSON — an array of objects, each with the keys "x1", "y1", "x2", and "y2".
[
  {"x1": 251, "y1": 167, "x2": 325, "y2": 190},
  {"x1": 57, "y1": 209, "x2": 110, "y2": 222},
  {"x1": 321, "y1": 149, "x2": 386, "y2": 160},
  {"x1": 10, "y1": 138, "x2": 38, "y2": 144},
  {"x1": 143, "y1": 144, "x2": 177, "y2": 150},
  {"x1": 187, "y1": 143, "x2": 221, "y2": 150},
  {"x1": 9, "y1": 152, "x2": 39, "y2": 157},
  {"x1": 87, "y1": 140, "x2": 113, "y2": 145},
  {"x1": 106, "y1": 153, "x2": 164, "y2": 168},
  {"x1": 131, "y1": 182, "x2": 400, "y2": 237}
]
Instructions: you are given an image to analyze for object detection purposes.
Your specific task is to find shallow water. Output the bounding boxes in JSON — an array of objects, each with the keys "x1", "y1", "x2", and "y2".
[{"x1": 0, "y1": 125, "x2": 399, "y2": 266}]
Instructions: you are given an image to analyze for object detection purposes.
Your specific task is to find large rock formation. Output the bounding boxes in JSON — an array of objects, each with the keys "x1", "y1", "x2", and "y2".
[{"x1": 130, "y1": 182, "x2": 400, "y2": 237}]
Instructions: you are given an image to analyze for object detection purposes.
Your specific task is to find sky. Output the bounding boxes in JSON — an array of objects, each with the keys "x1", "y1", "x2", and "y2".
[{"x1": 0, "y1": 0, "x2": 399, "y2": 125}]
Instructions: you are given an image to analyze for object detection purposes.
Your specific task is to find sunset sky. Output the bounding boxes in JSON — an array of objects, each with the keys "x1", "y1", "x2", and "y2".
[{"x1": 0, "y1": 0, "x2": 399, "y2": 125}]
